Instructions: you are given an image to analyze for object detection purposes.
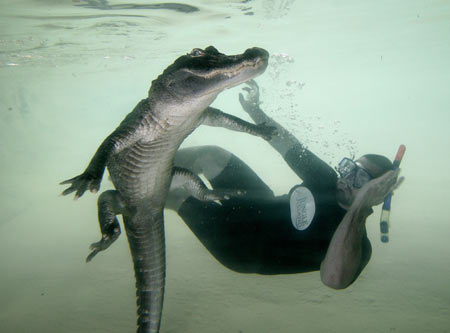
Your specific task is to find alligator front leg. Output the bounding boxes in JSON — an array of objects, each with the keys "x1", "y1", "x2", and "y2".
[
  {"x1": 86, "y1": 190, "x2": 125, "y2": 262},
  {"x1": 60, "y1": 125, "x2": 143, "y2": 199},
  {"x1": 124, "y1": 211, "x2": 166, "y2": 333},
  {"x1": 201, "y1": 106, "x2": 277, "y2": 140}
]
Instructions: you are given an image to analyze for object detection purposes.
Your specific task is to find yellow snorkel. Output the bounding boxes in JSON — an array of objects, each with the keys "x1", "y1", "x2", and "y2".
[{"x1": 380, "y1": 144, "x2": 406, "y2": 243}]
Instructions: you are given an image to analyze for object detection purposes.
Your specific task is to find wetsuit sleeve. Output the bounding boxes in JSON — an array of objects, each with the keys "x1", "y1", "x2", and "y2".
[{"x1": 242, "y1": 102, "x2": 337, "y2": 188}]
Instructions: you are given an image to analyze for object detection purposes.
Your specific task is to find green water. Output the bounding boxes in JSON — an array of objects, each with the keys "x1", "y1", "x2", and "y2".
[{"x1": 1, "y1": 1, "x2": 449, "y2": 332}]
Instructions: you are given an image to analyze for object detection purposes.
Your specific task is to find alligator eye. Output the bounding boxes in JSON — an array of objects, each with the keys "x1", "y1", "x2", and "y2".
[{"x1": 190, "y1": 48, "x2": 204, "y2": 57}]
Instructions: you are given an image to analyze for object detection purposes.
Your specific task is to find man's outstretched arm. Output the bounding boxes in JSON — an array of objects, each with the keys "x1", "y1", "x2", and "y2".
[{"x1": 239, "y1": 80, "x2": 336, "y2": 187}]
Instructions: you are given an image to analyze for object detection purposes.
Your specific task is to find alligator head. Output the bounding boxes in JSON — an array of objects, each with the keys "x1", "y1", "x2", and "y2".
[{"x1": 149, "y1": 46, "x2": 269, "y2": 108}]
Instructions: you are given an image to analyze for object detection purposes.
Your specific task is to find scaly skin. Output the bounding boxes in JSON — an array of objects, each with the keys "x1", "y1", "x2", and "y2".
[{"x1": 61, "y1": 46, "x2": 273, "y2": 332}]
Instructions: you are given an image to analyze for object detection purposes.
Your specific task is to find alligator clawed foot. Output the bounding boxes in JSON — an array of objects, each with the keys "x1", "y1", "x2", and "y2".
[
  {"x1": 256, "y1": 122, "x2": 278, "y2": 141},
  {"x1": 60, "y1": 171, "x2": 102, "y2": 199},
  {"x1": 86, "y1": 228, "x2": 120, "y2": 262}
]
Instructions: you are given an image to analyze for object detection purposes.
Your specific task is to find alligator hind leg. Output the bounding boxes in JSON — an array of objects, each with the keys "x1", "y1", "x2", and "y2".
[
  {"x1": 86, "y1": 190, "x2": 125, "y2": 262},
  {"x1": 167, "y1": 166, "x2": 245, "y2": 211}
]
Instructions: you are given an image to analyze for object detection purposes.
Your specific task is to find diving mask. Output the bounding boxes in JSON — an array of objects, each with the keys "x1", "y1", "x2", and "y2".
[{"x1": 337, "y1": 158, "x2": 373, "y2": 188}]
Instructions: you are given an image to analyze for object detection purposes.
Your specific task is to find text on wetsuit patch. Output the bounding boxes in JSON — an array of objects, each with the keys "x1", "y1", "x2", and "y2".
[{"x1": 289, "y1": 186, "x2": 315, "y2": 231}]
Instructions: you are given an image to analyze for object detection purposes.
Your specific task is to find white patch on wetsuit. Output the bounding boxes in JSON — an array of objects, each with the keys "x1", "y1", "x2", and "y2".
[{"x1": 289, "y1": 186, "x2": 315, "y2": 231}]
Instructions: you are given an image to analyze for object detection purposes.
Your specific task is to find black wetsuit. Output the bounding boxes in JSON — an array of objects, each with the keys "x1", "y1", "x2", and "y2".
[{"x1": 177, "y1": 145, "x2": 371, "y2": 275}]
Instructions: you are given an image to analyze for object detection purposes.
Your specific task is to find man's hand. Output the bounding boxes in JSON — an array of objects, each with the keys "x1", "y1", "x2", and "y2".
[
  {"x1": 358, "y1": 169, "x2": 404, "y2": 207},
  {"x1": 239, "y1": 79, "x2": 261, "y2": 112}
]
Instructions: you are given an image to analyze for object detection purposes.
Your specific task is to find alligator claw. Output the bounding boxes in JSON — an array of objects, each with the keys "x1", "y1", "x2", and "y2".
[
  {"x1": 86, "y1": 249, "x2": 100, "y2": 262},
  {"x1": 215, "y1": 189, "x2": 246, "y2": 200},
  {"x1": 199, "y1": 188, "x2": 246, "y2": 202}
]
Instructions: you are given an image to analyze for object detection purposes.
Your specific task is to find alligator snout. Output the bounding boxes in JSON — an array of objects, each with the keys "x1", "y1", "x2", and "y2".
[{"x1": 244, "y1": 47, "x2": 270, "y2": 61}]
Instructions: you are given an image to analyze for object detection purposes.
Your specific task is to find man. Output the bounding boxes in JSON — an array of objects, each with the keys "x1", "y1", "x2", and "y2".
[{"x1": 167, "y1": 80, "x2": 402, "y2": 289}]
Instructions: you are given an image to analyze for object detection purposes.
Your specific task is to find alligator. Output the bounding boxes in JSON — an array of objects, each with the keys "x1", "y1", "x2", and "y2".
[{"x1": 60, "y1": 46, "x2": 272, "y2": 333}]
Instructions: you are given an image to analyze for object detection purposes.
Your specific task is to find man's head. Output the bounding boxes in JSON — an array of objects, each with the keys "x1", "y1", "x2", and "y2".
[{"x1": 336, "y1": 154, "x2": 393, "y2": 209}]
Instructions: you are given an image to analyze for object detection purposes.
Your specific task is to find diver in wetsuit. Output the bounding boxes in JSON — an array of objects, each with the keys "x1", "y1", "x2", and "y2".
[{"x1": 167, "y1": 80, "x2": 402, "y2": 289}]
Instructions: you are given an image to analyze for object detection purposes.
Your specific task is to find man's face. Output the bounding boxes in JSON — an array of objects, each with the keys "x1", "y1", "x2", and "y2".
[{"x1": 336, "y1": 156, "x2": 380, "y2": 209}]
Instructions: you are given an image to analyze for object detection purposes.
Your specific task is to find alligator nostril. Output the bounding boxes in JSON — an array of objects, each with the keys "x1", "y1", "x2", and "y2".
[{"x1": 245, "y1": 47, "x2": 269, "y2": 60}]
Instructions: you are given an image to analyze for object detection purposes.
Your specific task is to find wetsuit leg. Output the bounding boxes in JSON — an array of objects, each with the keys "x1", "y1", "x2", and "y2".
[
  {"x1": 174, "y1": 145, "x2": 274, "y2": 201},
  {"x1": 178, "y1": 196, "x2": 264, "y2": 273},
  {"x1": 207, "y1": 153, "x2": 274, "y2": 204},
  {"x1": 173, "y1": 145, "x2": 270, "y2": 272}
]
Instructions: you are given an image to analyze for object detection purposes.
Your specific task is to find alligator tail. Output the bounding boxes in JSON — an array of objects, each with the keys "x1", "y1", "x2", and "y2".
[{"x1": 124, "y1": 212, "x2": 166, "y2": 333}]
